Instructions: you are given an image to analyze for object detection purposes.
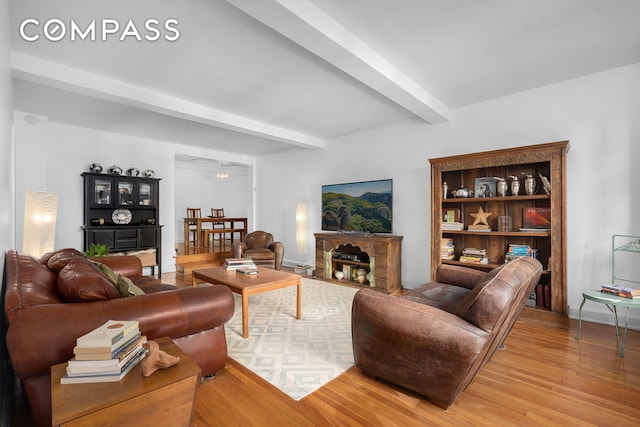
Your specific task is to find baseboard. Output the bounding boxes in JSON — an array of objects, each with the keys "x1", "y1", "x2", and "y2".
[{"x1": 568, "y1": 305, "x2": 640, "y2": 331}]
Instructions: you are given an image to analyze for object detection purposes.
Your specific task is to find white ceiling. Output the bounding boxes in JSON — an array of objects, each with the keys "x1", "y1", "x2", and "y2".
[{"x1": 10, "y1": 0, "x2": 640, "y2": 156}]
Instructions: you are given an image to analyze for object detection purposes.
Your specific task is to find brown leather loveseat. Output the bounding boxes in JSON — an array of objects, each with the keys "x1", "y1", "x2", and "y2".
[
  {"x1": 3, "y1": 248, "x2": 234, "y2": 427},
  {"x1": 351, "y1": 257, "x2": 542, "y2": 408}
]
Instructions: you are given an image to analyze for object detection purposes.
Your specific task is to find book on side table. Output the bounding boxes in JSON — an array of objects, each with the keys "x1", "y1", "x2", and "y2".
[
  {"x1": 76, "y1": 319, "x2": 139, "y2": 347},
  {"x1": 62, "y1": 319, "x2": 146, "y2": 384},
  {"x1": 601, "y1": 284, "x2": 640, "y2": 299}
]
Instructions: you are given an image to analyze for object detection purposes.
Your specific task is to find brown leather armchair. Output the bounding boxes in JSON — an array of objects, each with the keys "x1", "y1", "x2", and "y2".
[
  {"x1": 351, "y1": 257, "x2": 542, "y2": 408},
  {"x1": 232, "y1": 230, "x2": 284, "y2": 270}
]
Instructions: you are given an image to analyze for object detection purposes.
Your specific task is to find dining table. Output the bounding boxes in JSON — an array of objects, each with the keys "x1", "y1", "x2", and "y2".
[{"x1": 183, "y1": 217, "x2": 248, "y2": 247}]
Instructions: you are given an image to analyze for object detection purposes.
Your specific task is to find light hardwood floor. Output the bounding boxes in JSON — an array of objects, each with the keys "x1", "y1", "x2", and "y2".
[
  {"x1": 167, "y1": 271, "x2": 640, "y2": 427},
  {"x1": 13, "y1": 271, "x2": 640, "y2": 426}
]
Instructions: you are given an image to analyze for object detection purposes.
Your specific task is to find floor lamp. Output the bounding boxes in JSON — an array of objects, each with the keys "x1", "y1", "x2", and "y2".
[
  {"x1": 23, "y1": 191, "x2": 58, "y2": 258},
  {"x1": 296, "y1": 203, "x2": 313, "y2": 275},
  {"x1": 296, "y1": 203, "x2": 308, "y2": 256}
]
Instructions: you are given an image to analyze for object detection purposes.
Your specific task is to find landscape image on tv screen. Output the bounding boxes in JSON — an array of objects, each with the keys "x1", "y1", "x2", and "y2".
[{"x1": 321, "y1": 179, "x2": 392, "y2": 233}]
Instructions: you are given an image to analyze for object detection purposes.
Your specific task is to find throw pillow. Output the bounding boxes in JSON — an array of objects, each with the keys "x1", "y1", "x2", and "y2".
[
  {"x1": 58, "y1": 259, "x2": 121, "y2": 302},
  {"x1": 91, "y1": 261, "x2": 119, "y2": 285},
  {"x1": 116, "y1": 274, "x2": 146, "y2": 297},
  {"x1": 47, "y1": 248, "x2": 86, "y2": 272}
]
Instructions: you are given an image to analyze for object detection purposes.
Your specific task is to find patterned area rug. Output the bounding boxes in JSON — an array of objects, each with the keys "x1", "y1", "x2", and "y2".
[{"x1": 225, "y1": 277, "x2": 359, "y2": 400}]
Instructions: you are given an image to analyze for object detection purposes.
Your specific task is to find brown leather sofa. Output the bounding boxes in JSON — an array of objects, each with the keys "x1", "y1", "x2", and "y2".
[
  {"x1": 232, "y1": 230, "x2": 284, "y2": 270},
  {"x1": 352, "y1": 257, "x2": 542, "y2": 408},
  {"x1": 3, "y1": 248, "x2": 234, "y2": 427}
]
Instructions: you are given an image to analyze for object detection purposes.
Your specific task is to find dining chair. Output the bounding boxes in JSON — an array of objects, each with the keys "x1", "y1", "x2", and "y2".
[
  {"x1": 211, "y1": 208, "x2": 225, "y2": 219},
  {"x1": 203, "y1": 208, "x2": 228, "y2": 247},
  {"x1": 186, "y1": 207, "x2": 202, "y2": 246}
]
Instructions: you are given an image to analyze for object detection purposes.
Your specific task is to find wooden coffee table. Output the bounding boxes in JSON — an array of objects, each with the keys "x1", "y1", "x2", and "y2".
[{"x1": 192, "y1": 267, "x2": 302, "y2": 338}]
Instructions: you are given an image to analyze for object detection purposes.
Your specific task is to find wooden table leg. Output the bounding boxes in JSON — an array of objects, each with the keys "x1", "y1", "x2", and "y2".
[
  {"x1": 296, "y1": 281, "x2": 302, "y2": 320},
  {"x1": 242, "y1": 290, "x2": 249, "y2": 338},
  {"x1": 191, "y1": 274, "x2": 198, "y2": 287}
]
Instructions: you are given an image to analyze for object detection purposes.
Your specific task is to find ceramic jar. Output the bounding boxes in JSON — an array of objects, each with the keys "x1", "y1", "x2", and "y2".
[
  {"x1": 509, "y1": 175, "x2": 520, "y2": 196},
  {"x1": 523, "y1": 174, "x2": 536, "y2": 195},
  {"x1": 357, "y1": 269, "x2": 367, "y2": 284},
  {"x1": 451, "y1": 187, "x2": 473, "y2": 198},
  {"x1": 496, "y1": 177, "x2": 508, "y2": 197}
]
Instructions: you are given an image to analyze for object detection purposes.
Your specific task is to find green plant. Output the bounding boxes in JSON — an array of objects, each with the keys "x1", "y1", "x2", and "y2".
[{"x1": 85, "y1": 243, "x2": 110, "y2": 257}]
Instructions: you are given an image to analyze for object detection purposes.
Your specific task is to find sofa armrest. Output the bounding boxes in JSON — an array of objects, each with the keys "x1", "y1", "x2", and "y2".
[
  {"x1": 435, "y1": 263, "x2": 487, "y2": 290},
  {"x1": 352, "y1": 288, "x2": 489, "y2": 406},
  {"x1": 6, "y1": 285, "x2": 234, "y2": 381},
  {"x1": 91, "y1": 255, "x2": 143, "y2": 277}
]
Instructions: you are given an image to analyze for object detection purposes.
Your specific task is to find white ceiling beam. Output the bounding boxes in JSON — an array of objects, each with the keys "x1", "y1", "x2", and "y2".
[
  {"x1": 227, "y1": 0, "x2": 450, "y2": 124},
  {"x1": 11, "y1": 52, "x2": 326, "y2": 149}
]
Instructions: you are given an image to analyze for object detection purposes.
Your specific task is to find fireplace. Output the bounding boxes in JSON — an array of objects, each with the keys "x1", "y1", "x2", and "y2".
[{"x1": 314, "y1": 233, "x2": 403, "y2": 294}]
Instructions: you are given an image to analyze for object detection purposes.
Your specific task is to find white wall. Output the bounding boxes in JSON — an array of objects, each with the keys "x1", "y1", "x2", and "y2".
[
  {"x1": 0, "y1": 0, "x2": 13, "y2": 264},
  {"x1": 12, "y1": 112, "x2": 256, "y2": 272},
  {"x1": 257, "y1": 62, "x2": 640, "y2": 327},
  {"x1": 0, "y1": 0, "x2": 11, "y2": 271}
]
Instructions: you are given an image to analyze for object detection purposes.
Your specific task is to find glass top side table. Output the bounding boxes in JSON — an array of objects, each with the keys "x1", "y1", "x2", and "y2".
[{"x1": 575, "y1": 290, "x2": 640, "y2": 356}]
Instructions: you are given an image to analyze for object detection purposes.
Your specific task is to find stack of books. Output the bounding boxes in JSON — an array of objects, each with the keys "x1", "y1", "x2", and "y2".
[
  {"x1": 505, "y1": 244, "x2": 539, "y2": 262},
  {"x1": 441, "y1": 238, "x2": 455, "y2": 260},
  {"x1": 223, "y1": 258, "x2": 256, "y2": 270},
  {"x1": 536, "y1": 283, "x2": 551, "y2": 309},
  {"x1": 601, "y1": 284, "x2": 640, "y2": 299},
  {"x1": 61, "y1": 320, "x2": 147, "y2": 384},
  {"x1": 442, "y1": 221, "x2": 464, "y2": 231},
  {"x1": 459, "y1": 248, "x2": 488, "y2": 264}
]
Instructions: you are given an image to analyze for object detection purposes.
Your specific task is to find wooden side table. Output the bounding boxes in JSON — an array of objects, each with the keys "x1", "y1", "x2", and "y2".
[{"x1": 52, "y1": 337, "x2": 201, "y2": 426}]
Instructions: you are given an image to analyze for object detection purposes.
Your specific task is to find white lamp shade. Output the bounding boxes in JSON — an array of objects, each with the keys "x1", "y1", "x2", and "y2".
[
  {"x1": 296, "y1": 203, "x2": 308, "y2": 255},
  {"x1": 23, "y1": 191, "x2": 58, "y2": 258}
]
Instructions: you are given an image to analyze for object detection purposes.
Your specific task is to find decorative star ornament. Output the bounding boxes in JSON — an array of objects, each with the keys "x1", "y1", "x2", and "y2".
[{"x1": 470, "y1": 207, "x2": 492, "y2": 225}]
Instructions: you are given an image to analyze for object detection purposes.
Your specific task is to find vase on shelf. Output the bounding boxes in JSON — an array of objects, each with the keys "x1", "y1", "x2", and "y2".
[
  {"x1": 522, "y1": 173, "x2": 536, "y2": 195},
  {"x1": 357, "y1": 268, "x2": 367, "y2": 284},
  {"x1": 508, "y1": 175, "x2": 520, "y2": 196},
  {"x1": 334, "y1": 270, "x2": 345, "y2": 280},
  {"x1": 495, "y1": 177, "x2": 508, "y2": 197}
]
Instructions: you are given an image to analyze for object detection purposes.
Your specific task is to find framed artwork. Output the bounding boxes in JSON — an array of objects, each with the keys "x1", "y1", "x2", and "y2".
[
  {"x1": 443, "y1": 208, "x2": 461, "y2": 222},
  {"x1": 474, "y1": 177, "x2": 497, "y2": 198}
]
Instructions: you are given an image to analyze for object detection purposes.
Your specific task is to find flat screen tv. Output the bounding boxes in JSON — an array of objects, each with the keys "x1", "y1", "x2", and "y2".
[{"x1": 321, "y1": 179, "x2": 392, "y2": 233}]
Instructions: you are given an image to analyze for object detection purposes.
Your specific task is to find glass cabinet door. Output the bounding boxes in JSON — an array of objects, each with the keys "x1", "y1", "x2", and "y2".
[
  {"x1": 94, "y1": 179, "x2": 112, "y2": 205},
  {"x1": 138, "y1": 182, "x2": 153, "y2": 206},
  {"x1": 118, "y1": 181, "x2": 134, "y2": 206}
]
